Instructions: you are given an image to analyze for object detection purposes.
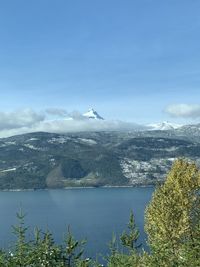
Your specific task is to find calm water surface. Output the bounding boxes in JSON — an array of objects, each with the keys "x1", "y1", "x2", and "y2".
[{"x1": 0, "y1": 187, "x2": 154, "y2": 258}]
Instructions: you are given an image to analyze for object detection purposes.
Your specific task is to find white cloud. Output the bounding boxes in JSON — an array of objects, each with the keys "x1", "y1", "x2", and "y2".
[
  {"x1": 0, "y1": 109, "x2": 45, "y2": 130},
  {"x1": 36, "y1": 119, "x2": 144, "y2": 133},
  {"x1": 68, "y1": 111, "x2": 88, "y2": 120},
  {"x1": 45, "y1": 108, "x2": 68, "y2": 117},
  {"x1": 0, "y1": 108, "x2": 145, "y2": 138},
  {"x1": 165, "y1": 104, "x2": 200, "y2": 118}
]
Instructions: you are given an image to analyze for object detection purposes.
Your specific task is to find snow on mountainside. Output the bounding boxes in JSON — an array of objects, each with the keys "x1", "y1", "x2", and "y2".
[
  {"x1": 147, "y1": 121, "x2": 182, "y2": 131},
  {"x1": 83, "y1": 108, "x2": 104, "y2": 120},
  {"x1": 176, "y1": 123, "x2": 200, "y2": 137}
]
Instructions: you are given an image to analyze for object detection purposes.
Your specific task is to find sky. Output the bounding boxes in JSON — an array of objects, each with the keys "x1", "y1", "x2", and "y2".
[{"x1": 0, "y1": 0, "x2": 200, "y2": 136}]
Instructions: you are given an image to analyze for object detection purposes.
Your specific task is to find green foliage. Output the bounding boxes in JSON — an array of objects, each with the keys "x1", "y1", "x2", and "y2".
[
  {"x1": 145, "y1": 159, "x2": 200, "y2": 267},
  {"x1": 107, "y1": 159, "x2": 200, "y2": 267},
  {"x1": 0, "y1": 212, "x2": 89, "y2": 267},
  {"x1": 11, "y1": 209, "x2": 32, "y2": 266},
  {"x1": 63, "y1": 226, "x2": 87, "y2": 266},
  {"x1": 30, "y1": 229, "x2": 62, "y2": 267},
  {"x1": 106, "y1": 212, "x2": 142, "y2": 267},
  {"x1": 61, "y1": 159, "x2": 88, "y2": 179},
  {"x1": 120, "y1": 210, "x2": 140, "y2": 251}
]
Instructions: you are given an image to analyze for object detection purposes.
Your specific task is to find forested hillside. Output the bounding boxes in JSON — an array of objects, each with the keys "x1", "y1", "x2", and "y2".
[{"x1": 1, "y1": 126, "x2": 200, "y2": 189}]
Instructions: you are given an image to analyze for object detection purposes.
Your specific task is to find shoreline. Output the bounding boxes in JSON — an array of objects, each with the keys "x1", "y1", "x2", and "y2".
[{"x1": 0, "y1": 184, "x2": 155, "y2": 192}]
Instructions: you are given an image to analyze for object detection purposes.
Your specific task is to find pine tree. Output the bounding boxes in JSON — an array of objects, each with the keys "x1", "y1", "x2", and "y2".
[
  {"x1": 107, "y1": 211, "x2": 142, "y2": 267},
  {"x1": 31, "y1": 228, "x2": 62, "y2": 266},
  {"x1": 63, "y1": 226, "x2": 87, "y2": 267},
  {"x1": 120, "y1": 210, "x2": 140, "y2": 251},
  {"x1": 10, "y1": 209, "x2": 32, "y2": 266},
  {"x1": 145, "y1": 159, "x2": 200, "y2": 267}
]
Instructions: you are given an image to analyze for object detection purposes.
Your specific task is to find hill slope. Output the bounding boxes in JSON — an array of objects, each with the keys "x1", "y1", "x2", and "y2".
[{"x1": 0, "y1": 128, "x2": 200, "y2": 189}]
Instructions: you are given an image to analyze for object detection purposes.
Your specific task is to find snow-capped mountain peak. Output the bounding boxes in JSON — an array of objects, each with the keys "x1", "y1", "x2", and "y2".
[
  {"x1": 83, "y1": 108, "x2": 104, "y2": 120},
  {"x1": 147, "y1": 121, "x2": 182, "y2": 131}
]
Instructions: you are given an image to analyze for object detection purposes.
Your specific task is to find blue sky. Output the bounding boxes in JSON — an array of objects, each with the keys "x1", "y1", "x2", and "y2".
[{"x1": 0, "y1": 0, "x2": 200, "y2": 125}]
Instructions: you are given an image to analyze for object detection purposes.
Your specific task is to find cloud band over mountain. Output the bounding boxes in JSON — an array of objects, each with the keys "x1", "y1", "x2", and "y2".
[
  {"x1": 0, "y1": 109, "x2": 45, "y2": 130},
  {"x1": 165, "y1": 104, "x2": 200, "y2": 118},
  {"x1": 0, "y1": 108, "x2": 144, "y2": 138}
]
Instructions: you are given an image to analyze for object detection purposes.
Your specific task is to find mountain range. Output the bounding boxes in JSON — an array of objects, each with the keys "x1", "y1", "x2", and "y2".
[
  {"x1": 147, "y1": 121, "x2": 182, "y2": 131},
  {"x1": 73, "y1": 109, "x2": 183, "y2": 131},
  {"x1": 0, "y1": 111, "x2": 200, "y2": 189}
]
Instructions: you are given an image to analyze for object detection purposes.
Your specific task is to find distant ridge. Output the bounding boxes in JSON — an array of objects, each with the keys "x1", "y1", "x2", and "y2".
[{"x1": 147, "y1": 121, "x2": 182, "y2": 131}]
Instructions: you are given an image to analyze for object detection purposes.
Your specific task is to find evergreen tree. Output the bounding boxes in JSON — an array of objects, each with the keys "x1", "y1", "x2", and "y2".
[
  {"x1": 63, "y1": 226, "x2": 87, "y2": 267},
  {"x1": 10, "y1": 210, "x2": 32, "y2": 266},
  {"x1": 31, "y1": 228, "x2": 63, "y2": 266},
  {"x1": 120, "y1": 210, "x2": 140, "y2": 251},
  {"x1": 145, "y1": 159, "x2": 200, "y2": 267},
  {"x1": 107, "y1": 211, "x2": 141, "y2": 267}
]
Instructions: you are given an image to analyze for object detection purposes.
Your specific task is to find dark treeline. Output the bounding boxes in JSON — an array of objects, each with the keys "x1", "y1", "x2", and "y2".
[{"x1": 0, "y1": 159, "x2": 199, "y2": 267}]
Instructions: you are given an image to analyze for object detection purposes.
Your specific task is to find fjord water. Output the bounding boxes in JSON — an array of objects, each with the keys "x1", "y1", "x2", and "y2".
[{"x1": 0, "y1": 187, "x2": 154, "y2": 258}]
